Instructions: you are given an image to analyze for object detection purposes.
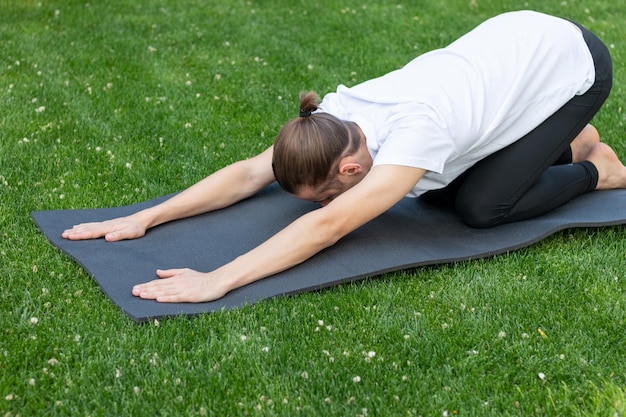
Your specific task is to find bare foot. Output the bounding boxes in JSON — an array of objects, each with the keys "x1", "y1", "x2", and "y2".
[
  {"x1": 585, "y1": 143, "x2": 626, "y2": 190},
  {"x1": 571, "y1": 124, "x2": 600, "y2": 162}
]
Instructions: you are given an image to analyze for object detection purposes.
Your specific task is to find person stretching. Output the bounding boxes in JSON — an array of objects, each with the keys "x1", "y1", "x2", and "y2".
[{"x1": 62, "y1": 11, "x2": 626, "y2": 303}]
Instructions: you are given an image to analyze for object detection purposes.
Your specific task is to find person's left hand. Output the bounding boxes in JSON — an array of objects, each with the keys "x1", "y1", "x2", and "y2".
[{"x1": 132, "y1": 268, "x2": 229, "y2": 303}]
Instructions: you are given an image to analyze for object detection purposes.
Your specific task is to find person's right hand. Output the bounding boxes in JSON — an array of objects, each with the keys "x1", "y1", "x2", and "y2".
[{"x1": 62, "y1": 216, "x2": 147, "y2": 242}]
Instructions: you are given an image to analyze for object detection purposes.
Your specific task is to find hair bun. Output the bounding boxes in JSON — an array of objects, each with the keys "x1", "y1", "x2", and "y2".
[{"x1": 298, "y1": 91, "x2": 320, "y2": 118}]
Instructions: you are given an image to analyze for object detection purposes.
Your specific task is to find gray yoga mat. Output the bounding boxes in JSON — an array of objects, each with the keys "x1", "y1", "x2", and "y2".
[{"x1": 32, "y1": 184, "x2": 626, "y2": 322}]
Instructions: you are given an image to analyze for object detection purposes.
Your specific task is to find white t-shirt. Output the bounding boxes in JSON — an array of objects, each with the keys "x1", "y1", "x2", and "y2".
[{"x1": 318, "y1": 10, "x2": 596, "y2": 197}]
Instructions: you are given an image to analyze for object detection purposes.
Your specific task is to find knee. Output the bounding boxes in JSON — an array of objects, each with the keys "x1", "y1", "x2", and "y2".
[{"x1": 455, "y1": 194, "x2": 502, "y2": 229}]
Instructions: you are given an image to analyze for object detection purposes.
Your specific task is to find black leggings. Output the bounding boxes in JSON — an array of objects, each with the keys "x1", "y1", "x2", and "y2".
[{"x1": 422, "y1": 21, "x2": 613, "y2": 228}]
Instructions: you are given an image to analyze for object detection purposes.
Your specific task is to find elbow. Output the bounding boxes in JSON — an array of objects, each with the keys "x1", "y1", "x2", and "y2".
[{"x1": 308, "y1": 215, "x2": 348, "y2": 250}]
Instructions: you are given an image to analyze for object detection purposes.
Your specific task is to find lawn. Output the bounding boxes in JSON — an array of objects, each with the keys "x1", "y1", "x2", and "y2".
[{"x1": 1, "y1": 0, "x2": 626, "y2": 415}]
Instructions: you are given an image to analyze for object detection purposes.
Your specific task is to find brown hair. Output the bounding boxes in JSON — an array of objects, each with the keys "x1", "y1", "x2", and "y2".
[{"x1": 272, "y1": 91, "x2": 361, "y2": 194}]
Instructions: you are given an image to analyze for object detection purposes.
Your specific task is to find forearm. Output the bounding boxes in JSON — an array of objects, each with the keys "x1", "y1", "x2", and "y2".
[
  {"x1": 216, "y1": 210, "x2": 339, "y2": 291},
  {"x1": 63, "y1": 146, "x2": 275, "y2": 242},
  {"x1": 140, "y1": 160, "x2": 270, "y2": 229}
]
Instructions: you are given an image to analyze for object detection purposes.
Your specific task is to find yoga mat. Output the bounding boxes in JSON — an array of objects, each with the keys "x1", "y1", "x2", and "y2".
[{"x1": 32, "y1": 184, "x2": 626, "y2": 322}]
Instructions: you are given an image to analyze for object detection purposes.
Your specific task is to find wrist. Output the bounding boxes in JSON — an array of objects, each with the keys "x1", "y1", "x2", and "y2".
[{"x1": 133, "y1": 207, "x2": 161, "y2": 230}]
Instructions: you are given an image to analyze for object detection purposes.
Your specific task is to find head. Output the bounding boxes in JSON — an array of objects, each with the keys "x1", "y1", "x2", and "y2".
[{"x1": 272, "y1": 92, "x2": 363, "y2": 199}]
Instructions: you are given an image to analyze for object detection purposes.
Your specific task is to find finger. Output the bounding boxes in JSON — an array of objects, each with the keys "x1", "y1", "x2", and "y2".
[
  {"x1": 63, "y1": 229, "x2": 101, "y2": 240},
  {"x1": 132, "y1": 279, "x2": 170, "y2": 298},
  {"x1": 155, "y1": 268, "x2": 189, "y2": 278},
  {"x1": 62, "y1": 223, "x2": 106, "y2": 240},
  {"x1": 154, "y1": 294, "x2": 187, "y2": 303},
  {"x1": 132, "y1": 280, "x2": 186, "y2": 301},
  {"x1": 104, "y1": 231, "x2": 123, "y2": 242},
  {"x1": 131, "y1": 271, "x2": 184, "y2": 297}
]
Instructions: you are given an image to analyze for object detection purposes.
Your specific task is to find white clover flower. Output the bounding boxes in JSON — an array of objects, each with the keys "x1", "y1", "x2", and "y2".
[
  {"x1": 352, "y1": 376, "x2": 361, "y2": 383},
  {"x1": 30, "y1": 317, "x2": 38, "y2": 324}
]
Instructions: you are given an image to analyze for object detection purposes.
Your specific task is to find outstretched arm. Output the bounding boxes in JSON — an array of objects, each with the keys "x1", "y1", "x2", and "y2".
[
  {"x1": 62, "y1": 146, "x2": 276, "y2": 241},
  {"x1": 132, "y1": 164, "x2": 426, "y2": 302}
]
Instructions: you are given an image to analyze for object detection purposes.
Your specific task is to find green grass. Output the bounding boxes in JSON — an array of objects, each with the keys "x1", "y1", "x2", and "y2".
[{"x1": 2, "y1": 0, "x2": 626, "y2": 415}]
